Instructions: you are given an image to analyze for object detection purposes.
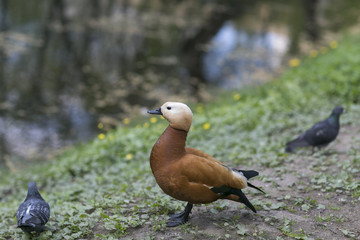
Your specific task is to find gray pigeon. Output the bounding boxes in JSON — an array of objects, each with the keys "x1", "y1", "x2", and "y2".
[
  {"x1": 285, "y1": 106, "x2": 344, "y2": 153},
  {"x1": 16, "y1": 182, "x2": 50, "y2": 233}
]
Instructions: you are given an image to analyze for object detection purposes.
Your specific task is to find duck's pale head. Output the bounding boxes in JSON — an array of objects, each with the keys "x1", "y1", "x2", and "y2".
[{"x1": 148, "y1": 102, "x2": 193, "y2": 132}]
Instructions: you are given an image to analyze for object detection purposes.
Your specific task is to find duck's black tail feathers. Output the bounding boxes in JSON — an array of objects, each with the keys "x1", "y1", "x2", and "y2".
[
  {"x1": 211, "y1": 185, "x2": 257, "y2": 212},
  {"x1": 238, "y1": 170, "x2": 258, "y2": 179},
  {"x1": 233, "y1": 169, "x2": 265, "y2": 194},
  {"x1": 231, "y1": 189, "x2": 257, "y2": 213},
  {"x1": 247, "y1": 182, "x2": 265, "y2": 194}
]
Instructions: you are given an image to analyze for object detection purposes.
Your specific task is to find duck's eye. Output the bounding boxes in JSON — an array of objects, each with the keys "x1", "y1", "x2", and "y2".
[{"x1": 167, "y1": 106, "x2": 172, "y2": 110}]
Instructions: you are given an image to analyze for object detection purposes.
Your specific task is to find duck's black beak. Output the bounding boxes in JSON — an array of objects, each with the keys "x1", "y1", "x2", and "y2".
[{"x1": 147, "y1": 108, "x2": 162, "y2": 115}]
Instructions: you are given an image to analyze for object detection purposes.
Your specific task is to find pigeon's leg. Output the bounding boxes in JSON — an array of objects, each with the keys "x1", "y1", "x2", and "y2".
[
  {"x1": 311, "y1": 146, "x2": 316, "y2": 155},
  {"x1": 167, "y1": 203, "x2": 193, "y2": 227}
]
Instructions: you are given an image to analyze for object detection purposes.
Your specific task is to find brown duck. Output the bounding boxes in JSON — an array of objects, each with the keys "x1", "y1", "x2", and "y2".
[{"x1": 148, "y1": 102, "x2": 264, "y2": 227}]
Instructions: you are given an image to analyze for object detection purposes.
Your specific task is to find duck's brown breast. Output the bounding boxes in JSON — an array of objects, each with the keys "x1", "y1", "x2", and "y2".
[
  {"x1": 150, "y1": 126, "x2": 198, "y2": 201},
  {"x1": 150, "y1": 126, "x2": 187, "y2": 174}
]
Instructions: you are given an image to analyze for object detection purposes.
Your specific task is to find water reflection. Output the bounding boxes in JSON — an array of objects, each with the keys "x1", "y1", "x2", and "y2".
[
  {"x1": 0, "y1": 96, "x2": 96, "y2": 165},
  {"x1": 0, "y1": 0, "x2": 359, "y2": 166},
  {"x1": 204, "y1": 21, "x2": 289, "y2": 88}
]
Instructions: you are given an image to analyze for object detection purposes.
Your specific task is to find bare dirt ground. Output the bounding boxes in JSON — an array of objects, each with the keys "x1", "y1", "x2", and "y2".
[{"x1": 124, "y1": 125, "x2": 360, "y2": 240}]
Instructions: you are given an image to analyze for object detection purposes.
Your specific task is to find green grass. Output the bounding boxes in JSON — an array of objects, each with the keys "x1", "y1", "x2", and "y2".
[{"x1": 1, "y1": 34, "x2": 360, "y2": 239}]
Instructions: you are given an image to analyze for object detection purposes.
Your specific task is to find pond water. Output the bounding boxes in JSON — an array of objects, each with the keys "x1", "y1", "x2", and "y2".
[{"x1": 0, "y1": 0, "x2": 359, "y2": 167}]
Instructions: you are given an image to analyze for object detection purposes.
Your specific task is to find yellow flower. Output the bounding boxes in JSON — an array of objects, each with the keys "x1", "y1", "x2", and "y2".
[
  {"x1": 309, "y1": 50, "x2": 318, "y2": 58},
  {"x1": 150, "y1": 117, "x2": 157, "y2": 123},
  {"x1": 320, "y1": 46, "x2": 327, "y2": 54},
  {"x1": 143, "y1": 122, "x2": 150, "y2": 128},
  {"x1": 123, "y1": 118, "x2": 130, "y2": 125},
  {"x1": 196, "y1": 104, "x2": 204, "y2": 113},
  {"x1": 329, "y1": 41, "x2": 338, "y2": 49},
  {"x1": 98, "y1": 133, "x2": 105, "y2": 140},
  {"x1": 125, "y1": 153, "x2": 133, "y2": 160},
  {"x1": 203, "y1": 123, "x2": 211, "y2": 130},
  {"x1": 288, "y1": 58, "x2": 300, "y2": 67},
  {"x1": 233, "y1": 93, "x2": 240, "y2": 101},
  {"x1": 97, "y1": 122, "x2": 104, "y2": 129}
]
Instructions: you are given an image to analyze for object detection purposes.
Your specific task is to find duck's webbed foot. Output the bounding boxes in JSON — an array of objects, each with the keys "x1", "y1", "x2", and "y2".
[{"x1": 166, "y1": 203, "x2": 193, "y2": 227}]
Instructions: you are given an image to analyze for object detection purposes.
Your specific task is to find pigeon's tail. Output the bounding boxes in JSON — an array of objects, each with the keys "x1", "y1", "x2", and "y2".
[
  {"x1": 285, "y1": 138, "x2": 309, "y2": 153},
  {"x1": 18, "y1": 213, "x2": 36, "y2": 226},
  {"x1": 18, "y1": 222, "x2": 36, "y2": 228},
  {"x1": 18, "y1": 214, "x2": 45, "y2": 233}
]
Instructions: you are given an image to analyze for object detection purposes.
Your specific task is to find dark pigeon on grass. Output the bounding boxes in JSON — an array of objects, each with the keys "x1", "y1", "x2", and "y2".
[
  {"x1": 285, "y1": 106, "x2": 344, "y2": 153},
  {"x1": 17, "y1": 182, "x2": 50, "y2": 233}
]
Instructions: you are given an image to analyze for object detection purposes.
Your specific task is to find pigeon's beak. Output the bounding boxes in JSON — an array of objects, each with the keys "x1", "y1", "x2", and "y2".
[{"x1": 147, "y1": 107, "x2": 162, "y2": 115}]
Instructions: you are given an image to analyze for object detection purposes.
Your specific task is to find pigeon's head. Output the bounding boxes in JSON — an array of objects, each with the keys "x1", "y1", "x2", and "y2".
[
  {"x1": 148, "y1": 102, "x2": 193, "y2": 132},
  {"x1": 26, "y1": 182, "x2": 43, "y2": 200},
  {"x1": 332, "y1": 106, "x2": 345, "y2": 116}
]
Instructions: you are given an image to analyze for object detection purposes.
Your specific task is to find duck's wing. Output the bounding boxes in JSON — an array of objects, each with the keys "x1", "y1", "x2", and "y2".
[
  {"x1": 185, "y1": 148, "x2": 261, "y2": 189},
  {"x1": 178, "y1": 154, "x2": 248, "y2": 190},
  {"x1": 185, "y1": 147, "x2": 223, "y2": 165},
  {"x1": 177, "y1": 154, "x2": 261, "y2": 212}
]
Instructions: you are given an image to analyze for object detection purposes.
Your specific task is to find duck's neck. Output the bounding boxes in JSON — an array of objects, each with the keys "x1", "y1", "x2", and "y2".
[{"x1": 150, "y1": 125, "x2": 187, "y2": 172}]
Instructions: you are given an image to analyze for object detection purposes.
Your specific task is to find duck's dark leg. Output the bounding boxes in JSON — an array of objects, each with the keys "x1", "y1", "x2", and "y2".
[{"x1": 167, "y1": 203, "x2": 193, "y2": 227}]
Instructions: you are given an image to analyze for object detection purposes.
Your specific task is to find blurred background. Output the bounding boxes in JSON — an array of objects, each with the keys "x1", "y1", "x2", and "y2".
[{"x1": 0, "y1": 0, "x2": 359, "y2": 167}]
